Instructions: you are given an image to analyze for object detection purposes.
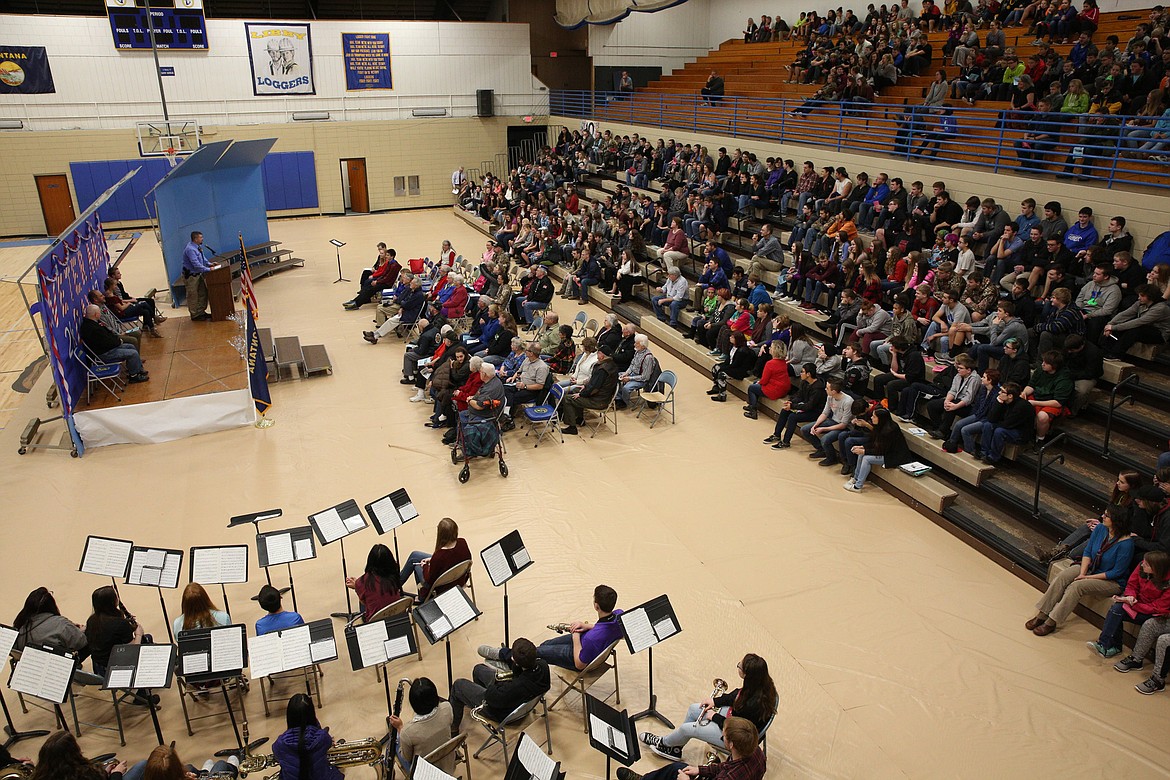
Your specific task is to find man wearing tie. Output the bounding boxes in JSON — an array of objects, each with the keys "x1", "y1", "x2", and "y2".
[{"x1": 183, "y1": 231, "x2": 212, "y2": 321}]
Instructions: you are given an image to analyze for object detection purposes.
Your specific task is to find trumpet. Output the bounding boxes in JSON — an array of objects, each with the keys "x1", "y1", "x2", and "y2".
[{"x1": 697, "y1": 677, "x2": 728, "y2": 726}]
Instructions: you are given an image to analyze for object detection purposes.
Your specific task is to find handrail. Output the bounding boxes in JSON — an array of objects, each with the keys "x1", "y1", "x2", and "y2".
[
  {"x1": 1033, "y1": 432, "x2": 1068, "y2": 521},
  {"x1": 1102, "y1": 373, "x2": 1140, "y2": 458},
  {"x1": 549, "y1": 90, "x2": 1170, "y2": 192}
]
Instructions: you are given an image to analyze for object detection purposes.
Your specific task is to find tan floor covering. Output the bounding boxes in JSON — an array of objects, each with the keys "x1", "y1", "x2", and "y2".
[{"x1": 0, "y1": 209, "x2": 1166, "y2": 779}]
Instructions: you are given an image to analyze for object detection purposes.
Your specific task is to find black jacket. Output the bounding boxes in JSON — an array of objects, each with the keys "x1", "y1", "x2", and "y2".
[
  {"x1": 1131, "y1": 504, "x2": 1170, "y2": 557},
  {"x1": 720, "y1": 347, "x2": 755, "y2": 380},
  {"x1": 612, "y1": 335, "x2": 636, "y2": 372},
  {"x1": 80, "y1": 317, "x2": 121, "y2": 355},
  {"x1": 794, "y1": 378, "x2": 827, "y2": 412},
  {"x1": 527, "y1": 275, "x2": 555, "y2": 305},
  {"x1": 898, "y1": 348, "x2": 927, "y2": 384},
  {"x1": 485, "y1": 327, "x2": 516, "y2": 358},
  {"x1": 482, "y1": 660, "x2": 551, "y2": 722},
  {"x1": 987, "y1": 396, "x2": 1033, "y2": 433},
  {"x1": 580, "y1": 358, "x2": 620, "y2": 400}
]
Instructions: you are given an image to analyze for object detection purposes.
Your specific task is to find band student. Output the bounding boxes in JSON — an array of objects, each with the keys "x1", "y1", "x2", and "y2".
[
  {"x1": 182, "y1": 230, "x2": 213, "y2": 321},
  {"x1": 478, "y1": 584, "x2": 623, "y2": 671},
  {"x1": 618, "y1": 716, "x2": 767, "y2": 780},
  {"x1": 639, "y1": 653, "x2": 777, "y2": 761},
  {"x1": 449, "y1": 637, "x2": 551, "y2": 735},
  {"x1": 29, "y1": 731, "x2": 128, "y2": 780},
  {"x1": 388, "y1": 677, "x2": 456, "y2": 773},
  {"x1": 273, "y1": 694, "x2": 342, "y2": 780}
]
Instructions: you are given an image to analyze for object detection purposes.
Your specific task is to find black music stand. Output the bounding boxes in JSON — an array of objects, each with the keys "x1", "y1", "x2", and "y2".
[
  {"x1": 229, "y1": 509, "x2": 283, "y2": 588},
  {"x1": 504, "y1": 732, "x2": 564, "y2": 780},
  {"x1": 176, "y1": 625, "x2": 257, "y2": 757},
  {"x1": 307, "y1": 499, "x2": 368, "y2": 621},
  {"x1": 125, "y1": 546, "x2": 184, "y2": 643},
  {"x1": 415, "y1": 588, "x2": 482, "y2": 692},
  {"x1": 344, "y1": 612, "x2": 418, "y2": 726},
  {"x1": 8, "y1": 644, "x2": 79, "y2": 735},
  {"x1": 256, "y1": 526, "x2": 317, "y2": 613},
  {"x1": 79, "y1": 534, "x2": 134, "y2": 591},
  {"x1": 620, "y1": 594, "x2": 681, "y2": 728},
  {"x1": 190, "y1": 545, "x2": 250, "y2": 617},
  {"x1": 479, "y1": 530, "x2": 534, "y2": 647},
  {"x1": 330, "y1": 239, "x2": 348, "y2": 283},
  {"x1": 364, "y1": 487, "x2": 419, "y2": 564},
  {"x1": 102, "y1": 643, "x2": 175, "y2": 745},
  {"x1": 585, "y1": 693, "x2": 639, "y2": 780},
  {"x1": 0, "y1": 626, "x2": 47, "y2": 749}
]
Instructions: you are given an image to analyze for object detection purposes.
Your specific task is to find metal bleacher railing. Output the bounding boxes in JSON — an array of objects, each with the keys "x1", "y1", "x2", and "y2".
[{"x1": 550, "y1": 89, "x2": 1170, "y2": 191}]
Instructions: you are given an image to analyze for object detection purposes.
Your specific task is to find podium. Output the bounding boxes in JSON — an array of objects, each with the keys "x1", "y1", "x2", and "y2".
[{"x1": 207, "y1": 264, "x2": 235, "y2": 322}]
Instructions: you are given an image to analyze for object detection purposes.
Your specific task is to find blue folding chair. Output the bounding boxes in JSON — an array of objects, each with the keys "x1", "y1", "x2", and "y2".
[
  {"x1": 74, "y1": 345, "x2": 125, "y2": 403},
  {"x1": 523, "y1": 383, "x2": 566, "y2": 447}
]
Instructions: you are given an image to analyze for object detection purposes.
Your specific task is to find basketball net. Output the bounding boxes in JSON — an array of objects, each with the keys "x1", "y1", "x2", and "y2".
[{"x1": 164, "y1": 147, "x2": 179, "y2": 168}]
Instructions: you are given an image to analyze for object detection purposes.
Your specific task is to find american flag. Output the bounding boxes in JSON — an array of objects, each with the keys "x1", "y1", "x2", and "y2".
[{"x1": 238, "y1": 233, "x2": 258, "y2": 319}]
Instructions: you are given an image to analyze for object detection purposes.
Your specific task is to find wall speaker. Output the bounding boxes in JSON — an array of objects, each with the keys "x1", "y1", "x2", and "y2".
[{"x1": 476, "y1": 89, "x2": 494, "y2": 118}]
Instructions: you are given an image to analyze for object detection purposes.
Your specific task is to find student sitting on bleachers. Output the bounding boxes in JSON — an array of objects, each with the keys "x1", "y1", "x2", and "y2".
[
  {"x1": 1024, "y1": 350, "x2": 1074, "y2": 449},
  {"x1": 1101, "y1": 283, "x2": 1170, "y2": 358}
]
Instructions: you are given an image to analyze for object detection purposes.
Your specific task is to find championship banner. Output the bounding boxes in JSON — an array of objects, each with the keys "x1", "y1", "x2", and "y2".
[
  {"x1": 245, "y1": 23, "x2": 314, "y2": 96},
  {"x1": 0, "y1": 46, "x2": 56, "y2": 94},
  {"x1": 342, "y1": 33, "x2": 392, "y2": 91}
]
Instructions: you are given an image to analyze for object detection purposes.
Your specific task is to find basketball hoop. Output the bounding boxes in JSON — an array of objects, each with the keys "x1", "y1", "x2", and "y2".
[{"x1": 164, "y1": 147, "x2": 179, "y2": 168}]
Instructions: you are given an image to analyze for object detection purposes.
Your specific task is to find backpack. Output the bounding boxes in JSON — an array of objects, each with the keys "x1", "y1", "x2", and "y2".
[{"x1": 932, "y1": 363, "x2": 957, "y2": 391}]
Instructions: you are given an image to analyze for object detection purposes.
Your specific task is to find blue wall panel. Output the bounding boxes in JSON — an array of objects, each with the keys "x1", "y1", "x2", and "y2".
[
  {"x1": 262, "y1": 151, "x2": 318, "y2": 211},
  {"x1": 69, "y1": 159, "x2": 172, "y2": 223}
]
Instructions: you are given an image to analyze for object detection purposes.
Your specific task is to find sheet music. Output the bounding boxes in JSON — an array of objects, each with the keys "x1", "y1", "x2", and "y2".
[
  {"x1": 368, "y1": 496, "x2": 403, "y2": 532},
  {"x1": 428, "y1": 615, "x2": 453, "y2": 639},
  {"x1": 510, "y1": 546, "x2": 531, "y2": 569},
  {"x1": 482, "y1": 543, "x2": 511, "y2": 586},
  {"x1": 183, "y1": 651, "x2": 209, "y2": 675},
  {"x1": 309, "y1": 638, "x2": 336, "y2": 663},
  {"x1": 434, "y1": 588, "x2": 476, "y2": 629},
  {"x1": 280, "y1": 625, "x2": 312, "y2": 670},
  {"x1": 622, "y1": 608, "x2": 656, "y2": 653},
  {"x1": 355, "y1": 621, "x2": 389, "y2": 667},
  {"x1": 248, "y1": 633, "x2": 283, "y2": 678},
  {"x1": 653, "y1": 617, "x2": 677, "y2": 641},
  {"x1": 106, "y1": 668, "x2": 134, "y2": 689},
  {"x1": 81, "y1": 536, "x2": 132, "y2": 577},
  {"x1": 210, "y1": 628, "x2": 243, "y2": 672},
  {"x1": 160, "y1": 553, "x2": 182, "y2": 589},
  {"x1": 411, "y1": 757, "x2": 456, "y2": 780},
  {"x1": 192, "y1": 547, "x2": 248, "y2": 584},
  {"x1": 383, "y1": 635, "x2": 411, "y2": 661},
  {"x1": 134, "y1": 645, "x2": 172, "y2": 688},
  {"x1": 293, "y1": 538, "x2": 314, "y2": 560},
  {"x1": 312, "y1": 507, "x2": 348, "y2": 543},
  {"x1": 129, "y1": 548, "x2": 166, "y2": 584},
  {"x1": 518, "y1": 734, "x2": 557, "y2": 779},
  {"x1": 265, "y1": 534, "x2": 294, "y2": 566},
  {"x1": 396, "y1": 500, "x2": 418, "y2": 522},
  {"x1": 11, "y1": 647, "x2": 74, "y2": 703},
  {"x1": 589, "y1": 715, "x2": 628, "y2": 757},
  {"x1": 342, "y1": 511, "x2": 365, "y2": 532},
  {"x1": 140, "y1": 566, "x2": 162, "y2": 587},
  {"x1": 0, "y1": 626, "x2": 17, "y2": 659}
]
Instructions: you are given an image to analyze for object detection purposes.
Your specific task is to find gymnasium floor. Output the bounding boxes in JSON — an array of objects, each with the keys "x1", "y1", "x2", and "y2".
[{"x1": 0, "y1": 208, "x2": 1166, "y2": 779}]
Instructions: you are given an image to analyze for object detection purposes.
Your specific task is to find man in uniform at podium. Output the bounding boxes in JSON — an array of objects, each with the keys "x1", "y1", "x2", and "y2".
[{"x1": 183, "y1": 231, "x2": 212, "y2": 321}]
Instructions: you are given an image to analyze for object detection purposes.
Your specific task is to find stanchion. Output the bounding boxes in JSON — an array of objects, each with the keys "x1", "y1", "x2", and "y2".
[
  {"x1": 146, "y1": 692, "x2": 164, "y2": 745},
  {"x1": 0, "y1": 688, "x2": 47, "y2": 750},
  {"x1": 329, "y1": 536, "x2": 359, "y2": 621},
  {"x1": 629, "y1": 647, "x2": 673, "y2": 728},
  {"x1": 330, "y1": 239, "x2": 348, "y2": 283},
  {"x1": 157, "y1": 587, "x2": 174, "y2": 644}
]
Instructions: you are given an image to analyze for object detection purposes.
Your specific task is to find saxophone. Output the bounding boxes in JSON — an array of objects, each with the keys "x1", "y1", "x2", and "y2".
[
  {"x1": 0, "y1": 765, "x2": 31, "y2": 780},
  {"x1": 238, "y1": 737, "x2": 388, "y2": 778}
]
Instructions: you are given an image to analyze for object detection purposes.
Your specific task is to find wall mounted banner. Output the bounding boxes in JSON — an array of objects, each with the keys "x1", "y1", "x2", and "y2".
[
  {"x1": 245, "y1": 23, "x2": 314, "y2": 96},
  {"x1": 342, "y1": 33, "x2": 392, "y2": 91},
  {"x1": 0, "y1": 46, "x2": 56, "y2": 94}
]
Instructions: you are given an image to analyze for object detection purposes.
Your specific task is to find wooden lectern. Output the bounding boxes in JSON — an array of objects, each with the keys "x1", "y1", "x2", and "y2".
[{"x1": 206, "y1": 264, "x2": 235, "y2": 322}]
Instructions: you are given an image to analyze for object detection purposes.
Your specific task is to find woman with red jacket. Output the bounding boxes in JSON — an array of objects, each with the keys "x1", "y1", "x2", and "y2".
[
  {"x1": 1089, "y1": 550, "x2": 1170, "y2": 658},
  {"x1": 744, "y1": 342, "x2": 791, "y2": 419},
  {"x1": 440, "y1": 276, "x2": 469, "y2": 318}
]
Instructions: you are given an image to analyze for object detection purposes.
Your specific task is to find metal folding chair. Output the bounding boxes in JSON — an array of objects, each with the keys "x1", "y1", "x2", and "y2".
[
  {"x1": 581, "y1": 385, "x2": 620, "y2": 438},
  {"x1": 420, "y1": 561, "x2": 476, "y2": 613},
  {"x1": 470, "y1": 694, "x2": 552, "y2": 764},
  {"x1": 570, "y1": 310, "x2": 588, "y2": 338},
  {"x1": 635, "y1": 370, "x2": 677, "y2": 428},
  {"x1": 259, "y1": 664, "x2": 323, "y2": 716},
  {"x1": 347, "y1": 596, "x2": 424, "y2": 672},
  {"x1": 75, "y1": 345, "x2": 125, "y2": 403},
  {"x1": 522, "y1": 383, "x2": 566, "y2": 447},
  {"x1": 418, "y1": 733, "x2": 472, "y2": 779},
  {"x1": 705, "y1": 695, "x2": 779, "y2": 759},
  {"x1": 547, "y1": 638, "x2": 621, "y2": 732}
]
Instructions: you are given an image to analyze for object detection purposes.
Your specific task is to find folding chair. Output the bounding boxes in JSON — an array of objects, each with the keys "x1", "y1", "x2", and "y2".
[
  {"x1": 470, "y1": 694, "x2": 552, "y2": 764},
  {"x1": 259, "y1": 663, "x2": 324, "y2": 716},
  {"x1": 570, "y1": 310, "x2": 588, "y2": 338},
  {"x1": 635, "y1": 370, "x2": 677, "y2": 428},
  {"x1": 522, "y1": 383, "x2": 566, "y2": 447},
  {"x1": 580, "y1": 318, "x2": 599, "y2": 341},
  {"x1": 705, "y1": 696, "x2": 779, "y2": 759},
  {"x1": 347, "y1": 596, "x2": 424, "y2": 672},
  {"x1": 581, "y1": 385, "x2": 619, "y2": 438},
  {"x1": 418, "y1": 733, "x2": 472, "y2": 779},
  {"x1": 547, "y1": 638, "x2": 621, "y2": 732},
  {"x1": 420, "y1": 561, "x2": 476, "y2": 613},
  {"x1": 74, "y1": 345, "x2": 125, "y2": 403}
]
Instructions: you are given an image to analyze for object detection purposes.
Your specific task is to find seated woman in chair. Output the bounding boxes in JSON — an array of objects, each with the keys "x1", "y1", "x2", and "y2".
[
  {"x1": 124, "y1": 743, "x2": 237, "y2": 780},
  {"x1": 638, "y1": 653, "x2": 777, "y2": 761},
  {"x1": 273, "y1": 694, "x2": 342, "y2": 780},
  {"x1": 29, "y1": 731, "x2": 127, "y2": 780},
  {"x1": 346, "y1": 544, "x2": 402, "y2": 620},
  {"x1": 13, "y1": 586, "x2": 88, "y2": 658},
  {"x1": 399, "y1": 517, "x2": 472, "y2": 601},
  {"x1": 172, "y1": 583, "x2": 230, "y2": 638},
  {"x1": 389, "y1": 677, "x2": 456, "y2": 774},
  {"x1": 84, "y1": 586, "x2": 157, "y2": 706}
]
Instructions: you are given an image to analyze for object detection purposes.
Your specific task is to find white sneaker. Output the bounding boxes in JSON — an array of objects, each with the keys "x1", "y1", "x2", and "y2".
[
  {"x1": 843, "y1": 478, "x2": 856, "y2": 489},
  {"x1": 844, "y1": 481, "x2": 863, "y2": 492},
  {"x1": 409, "y1": 391, "x2": 426, "y2": 402}
]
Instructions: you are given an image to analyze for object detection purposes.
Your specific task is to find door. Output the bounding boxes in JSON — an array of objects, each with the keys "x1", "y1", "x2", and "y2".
[
  {"x1": 36, "y1": 175, "x2": 76, "y2": 236},
  {"x1": 344, "y1": 159, "x2": 369, "y2": 213}
]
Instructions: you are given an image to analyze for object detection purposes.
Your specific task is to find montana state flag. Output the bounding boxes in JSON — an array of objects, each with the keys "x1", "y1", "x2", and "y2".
[{"x1": 246, "y1": 305, "x2": 271, "y2": 414}]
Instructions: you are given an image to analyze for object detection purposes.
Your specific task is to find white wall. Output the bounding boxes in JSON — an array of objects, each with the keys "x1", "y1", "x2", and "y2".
[
  {"x1": 588, "y1": 0, "x2": 712, "y2": 74},
  {"x1": 0, "y1": 15, "x2": 546, "y2": 130}
]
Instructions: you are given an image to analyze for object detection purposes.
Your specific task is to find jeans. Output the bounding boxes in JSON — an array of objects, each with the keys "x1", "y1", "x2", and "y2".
[
  {"x1": 521, "y1": 300, "x2": 546, "y2": 324},
  {"x1": 747, "y1": 383, "x2": 765, "y2": 409},
  {"x1": 498, "y1": 634, "x2": 578, "y2": 670},
  {"x1": 99, "y1": 345, "x2": 144, "y2": 376},
  {"x1": 853, "y1": 454, "x2": 886, "y2": 487},
  {"x1": 800, "y1": 423, "x2": 845, "y2": 459},
  {"x1": 659, "y1": 702, "x2": 726, "y2": 749},
  {"x1": 620, "y1": 379, "x2": 646, "y2": 405},
  {"x1": 857, "y1": 200, "x2": 876, "y2": 229},
  {"x1": 449, "y1": 663, "x2": 495, "y2": 731},
  {"x1": 399, "y1": 551, "x2": 427, "y2": 587},
  {"x1": 774, "y1": 409, "x2": 816, "y2": 442},
  {"x1": 970, "y1": 342, "x2": 1005, "y2": 373},
  {"x1": 838, "y1": 433, "x2": 870, "y2": 468},
  {"x1": 1098, "y1": 601, "x2": 1151, "y2": 652},
  {"x1": 950, "y1": 413, "x2": 984, "y2": 450},
  {"x1": 979, "y1": 423, "x2": 1024, "y2": 462},
  {"x1": 652, "y1": 296, "x2": 686, "y2": 326}
]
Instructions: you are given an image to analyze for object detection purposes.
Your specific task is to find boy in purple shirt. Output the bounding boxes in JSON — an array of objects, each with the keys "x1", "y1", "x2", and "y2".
[{"x1": 480, "y1": 584, "x2": 622, "y2": 671}]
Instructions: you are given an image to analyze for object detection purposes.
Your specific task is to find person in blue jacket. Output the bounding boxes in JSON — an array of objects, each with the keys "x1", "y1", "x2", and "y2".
[
  {"x1": 272, "y1": 694, "x2": 342, "y2": 780},
  {"x1": 1027, "y1": 504, "x2": 1134, "y2": 636}
]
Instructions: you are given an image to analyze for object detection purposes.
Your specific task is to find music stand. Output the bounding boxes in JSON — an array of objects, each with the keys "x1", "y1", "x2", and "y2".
[
  {"x1": 364, "y1": 487, "x2": 419, "y2": 564},
  {"x1": 344, "y1": 613, "x2": 417, "y2": 725},
  {"x1": 0, "y1": 625, "x2": 48, "y2": 749},
  {"x1": 585, "y1": 692, "x2": 639, "y2": 779},
  {"x1": 505, "y1": 732, "x2": 563, "y2": 780},
  {"x1": 330, "y1": 239, "x2": 348, "y2": 283},
  {"x1": 125, "y1": 546, "x2": 184, "y2": 643},
  {"x1": 190, "y1": 545, "x2": 250, "y2": 617},
  {"x1": 79, "y1": 535, "x2": 134, "y2": 590},
  {"x1": 479, "y1": 530, "x2": 533, "y2": 647},
  {"x1": 176, "y1": 625, "x2": 254, "y2": 755},
  {"x1": 307, "y1": 499, "x2": 368, "y2": 621},
  {"x1": 8, "y1": 644, "x2": 79, "y2": 734},
  {"x1": 102, "y1": 643, "x2": 175, "y2": 745},
  {"x1": 256, "y1": 526, "x2": 317, "y2": 613},
  {"x1": 415, "y1": 587, "x2": 482, "y2": 692},
  {"x1": 619, "y1": 594, "x2": 681, "y2": 728},
  {"x1": 228, "y1": 509, "x2": 283, "y2": 589}
]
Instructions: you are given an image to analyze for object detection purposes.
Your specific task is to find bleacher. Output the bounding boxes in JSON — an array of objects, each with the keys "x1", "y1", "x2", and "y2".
[{"x1": 455, "y1": 145, "x2": 1170, "y2": 633}]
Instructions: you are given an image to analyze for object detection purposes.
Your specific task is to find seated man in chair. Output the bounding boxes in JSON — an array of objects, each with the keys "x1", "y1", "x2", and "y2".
[
  {"x1": 449, "y1": 637, "x2": 550, "y2": 736},
  {"x1": 560, "y1": 344, "x2": 620, "y2": 436},
  {"x1": 79, "y1": 304, "x2": 148, "y2": 384},
  {"x1": 478, "y1": 584, "x2": 623, "y2": 672}
]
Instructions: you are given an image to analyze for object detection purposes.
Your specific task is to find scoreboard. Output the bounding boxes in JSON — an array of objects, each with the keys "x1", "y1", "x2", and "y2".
[{"x1": 106, "y1": 0, "x2": 209, "y2": 51}]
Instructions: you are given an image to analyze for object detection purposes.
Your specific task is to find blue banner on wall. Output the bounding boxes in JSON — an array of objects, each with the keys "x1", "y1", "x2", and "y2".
[
  {"x1": 342, "y1": 33, "x2": 392, "y2": 91},
  {"x1": 0, "y1": 46, "x2": 56, "y2": 94}
]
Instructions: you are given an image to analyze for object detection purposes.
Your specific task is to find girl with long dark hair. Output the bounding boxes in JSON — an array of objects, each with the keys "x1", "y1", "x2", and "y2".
[
  {"x1": 346, "y1": 544, "x2": 402, "y2": 620},
  {"x1": 30, "y1": 731, "x2": 125, "y2": 780},
  {"x1": 272, "y1": 694, "x2": 341, "y2": 780},
  {"x1": 13, "y1": 587, "x2": 87, "y2": 656},
  {"x1": 84, "y1": 586, "x2": 157, "y2": 706},
  {"x1": 844, "y1": 407, "x2": 914, "y2": 492}
]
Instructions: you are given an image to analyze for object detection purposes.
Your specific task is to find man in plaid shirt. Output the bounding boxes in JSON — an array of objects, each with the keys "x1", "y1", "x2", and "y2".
[{"x1": 617, "y1": 717, "x2": 766, "y2": 780}]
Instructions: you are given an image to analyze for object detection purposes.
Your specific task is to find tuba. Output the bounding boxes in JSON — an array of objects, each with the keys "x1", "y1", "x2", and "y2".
[{"x1": 697, "y1": 678, "x2": 728, "y2": 726}]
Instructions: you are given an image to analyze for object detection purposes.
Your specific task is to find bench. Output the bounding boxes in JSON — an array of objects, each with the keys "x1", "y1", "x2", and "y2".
[
  {"x1": 273, "y1": 336, "x2": 305, "y2": 381},
  {"x1": 302, "y1": 344, "x2": 333, "y2": 376},
  {"x1": 258, "y1": 327, "x2": 277, "y2": 374},
  {"x1": 871, "y1": 466, "x2": 958, "y2": 514}
]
